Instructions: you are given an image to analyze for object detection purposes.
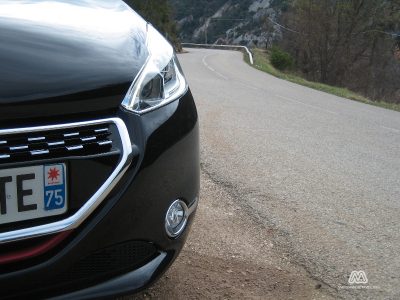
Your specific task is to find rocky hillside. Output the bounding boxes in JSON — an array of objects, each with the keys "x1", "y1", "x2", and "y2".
[{"x1": 170, "y1": 0, "x2": 288, "y2": 47}]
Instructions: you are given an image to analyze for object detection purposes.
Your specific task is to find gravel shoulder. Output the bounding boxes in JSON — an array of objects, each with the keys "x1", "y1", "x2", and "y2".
[{"x1": 128, "y1": 171, "x2": 331, "y2": 299}]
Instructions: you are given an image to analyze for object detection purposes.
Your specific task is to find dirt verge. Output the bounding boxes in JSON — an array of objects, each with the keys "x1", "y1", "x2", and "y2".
[{"x1": 127, "y1": 172, "x2": 332, "y2": 299}]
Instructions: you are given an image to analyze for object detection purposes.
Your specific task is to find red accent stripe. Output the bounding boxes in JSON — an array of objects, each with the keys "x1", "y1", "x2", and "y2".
[{"x1": 0, "y1": 231, "x2": 71, "y2": 265}]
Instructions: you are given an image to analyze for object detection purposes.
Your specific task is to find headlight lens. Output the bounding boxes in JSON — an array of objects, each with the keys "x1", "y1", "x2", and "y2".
[{"x1": 122, "y1": 24, "x2": 187, "y2": 113}]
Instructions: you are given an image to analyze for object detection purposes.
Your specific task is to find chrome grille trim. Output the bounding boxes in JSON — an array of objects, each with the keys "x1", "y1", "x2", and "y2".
[
  {"x1": 31, "y1": 149, "x2": 50, "y2": 156},
  {"x1": 98, "y1": 140, "x2": 113, "y2": 146},
  {"x1": 64, "y1": 132, "x2": 79, "y2": 137},
  {"x1": 48, "y1": 141, "x2": 65, "y2": 146},
  {"x1": 66, "y1": 145, "x2": 83, "y2": 151},
  {"x1": 28, "y1": 137, "x2": 46, "y2": 142},
  {"x1": 94, "y1": 128, "x2": 108, "y2": 133},
  {"x1": 10, "y1": 145, "x2": 29, "y2": 151},
  {"x1": 81, "y1": 136, "x2": 96, "y2": 142},
  {"x1": 0, "y1": 118, "x2": 133, "y2": 244}
]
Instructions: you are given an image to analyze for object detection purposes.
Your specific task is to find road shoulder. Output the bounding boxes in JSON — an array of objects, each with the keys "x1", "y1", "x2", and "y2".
[{"x1": 128, "y1": 171, "x2": 332, "y2": 299}]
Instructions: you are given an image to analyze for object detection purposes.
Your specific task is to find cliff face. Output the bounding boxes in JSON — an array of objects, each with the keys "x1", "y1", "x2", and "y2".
[{"x1": 170, "y1": 0, "x2": 286, "y2": 48}]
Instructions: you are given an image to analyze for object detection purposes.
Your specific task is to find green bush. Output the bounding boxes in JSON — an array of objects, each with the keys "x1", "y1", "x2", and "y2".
[{"x1": 270, "y1": 46, "x2": 294, "y2": 71}]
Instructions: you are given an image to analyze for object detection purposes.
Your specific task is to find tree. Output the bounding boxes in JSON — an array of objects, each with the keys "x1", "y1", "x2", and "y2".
[
  {"x1": 280, "y1": 0, "x2": 400, "y2": 103},
  {"x1": 124, "y1": 0, "x2": 181, "y2": 51}
]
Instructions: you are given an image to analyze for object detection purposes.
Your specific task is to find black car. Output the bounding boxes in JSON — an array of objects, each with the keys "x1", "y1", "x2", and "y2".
[{"x1": 0, "y1": 1, "x2": 199, "y2": 298}]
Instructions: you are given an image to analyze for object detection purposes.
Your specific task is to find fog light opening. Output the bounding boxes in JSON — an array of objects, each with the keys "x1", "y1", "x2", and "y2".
[{"x1": 165, "y1": 200, "x2": 188, "y2": 238}]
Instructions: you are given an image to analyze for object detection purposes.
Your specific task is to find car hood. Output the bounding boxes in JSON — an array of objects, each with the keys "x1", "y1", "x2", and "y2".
[{"x1": 0, "y1": 0, "x2": 148, "y2": 124}]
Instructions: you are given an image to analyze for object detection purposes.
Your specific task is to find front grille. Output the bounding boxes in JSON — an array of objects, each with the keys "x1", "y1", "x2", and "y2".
[
  {"x1": 2, "y1": 241, "x2": 158, "y2": 298},
  {"x1": 0, "y1": 118, "x2": 130, "y2": 245},
  {"x1": 0, "y1": 124, "x2": 115, "y2": 164},
  {"x1": 62, "y1": 241, "x2": 158, "y2": 281}
]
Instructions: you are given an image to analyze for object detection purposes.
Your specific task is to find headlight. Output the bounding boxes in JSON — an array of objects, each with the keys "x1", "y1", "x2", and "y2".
[{"x1": 122, "y1": 24, "x2": 187, "y2": 114}]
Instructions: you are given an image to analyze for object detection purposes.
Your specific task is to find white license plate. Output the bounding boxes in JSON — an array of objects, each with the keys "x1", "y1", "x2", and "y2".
[{"x1": 0, "y1": 164, "x2": 67, "y2": 225}]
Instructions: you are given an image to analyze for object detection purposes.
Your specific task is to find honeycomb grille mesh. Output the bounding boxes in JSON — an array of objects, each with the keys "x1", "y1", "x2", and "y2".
[
  {"x1": 2, "y1": 241, "x2": 158, "y2": 298},
  {"x1": 62, "y1": 241, "x2": 157, "y2": 280}
]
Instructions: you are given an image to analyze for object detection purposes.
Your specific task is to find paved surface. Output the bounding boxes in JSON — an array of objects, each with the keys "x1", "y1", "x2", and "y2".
[{"x1": 178, "y1": 48, "x2": 400, "y2": 299}]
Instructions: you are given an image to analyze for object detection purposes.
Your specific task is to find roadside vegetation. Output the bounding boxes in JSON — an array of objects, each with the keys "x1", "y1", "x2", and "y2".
[
  {"x1": 170, "y1": 0, "x2": 400, "y2": 111},
  {"x1": 247, "y1": 48, "x2": 400, "y2": 112},
  {"x1": 127, "y1": 0, "x2": 400, "y2": 111},
  {"x1": 273, "y1": 0, "x2": 400, "y2": 110},
  {"x1": 123, "y1": 0, "x2": 181, "y2": 51}
]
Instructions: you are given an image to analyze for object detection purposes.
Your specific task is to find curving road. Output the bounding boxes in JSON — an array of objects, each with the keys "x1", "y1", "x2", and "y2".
[{"x1": 179, "y1": 48, "x2": 400, "y2": 299}]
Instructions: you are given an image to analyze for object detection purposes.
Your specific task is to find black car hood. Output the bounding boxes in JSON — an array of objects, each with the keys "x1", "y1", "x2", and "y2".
[{"x1": 0, "y1": 0, "x2": 148, "y2": 124}]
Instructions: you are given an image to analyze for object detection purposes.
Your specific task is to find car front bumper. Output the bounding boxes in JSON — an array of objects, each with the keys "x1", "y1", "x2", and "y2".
[{"x1": 0, "y1": 89, "x2": 199, "y2": 299}]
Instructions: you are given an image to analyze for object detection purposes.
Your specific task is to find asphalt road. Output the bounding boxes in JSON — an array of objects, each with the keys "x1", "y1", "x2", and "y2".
[{"x1": 178, "y1": 48, "x2": 400, "y2": 299}]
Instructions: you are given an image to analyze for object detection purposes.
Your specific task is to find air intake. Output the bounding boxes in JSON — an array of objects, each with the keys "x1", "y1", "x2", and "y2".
[
  {"x1": 0, "y1": 124, "x2": 115, "y2": 164},
  {"x1": 62, "y1": 240, "x2": 158, "y2": 281}
]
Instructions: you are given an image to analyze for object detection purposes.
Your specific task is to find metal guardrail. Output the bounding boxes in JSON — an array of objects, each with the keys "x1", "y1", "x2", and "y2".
[{"x1": 181, "y1": 43, "x2": 254, "y2": 65}]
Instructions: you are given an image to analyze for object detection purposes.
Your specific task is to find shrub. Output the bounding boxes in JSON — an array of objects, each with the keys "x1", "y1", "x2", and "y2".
[{"x1": 270, "y1": 46, "x2": 294, "y2": 71}]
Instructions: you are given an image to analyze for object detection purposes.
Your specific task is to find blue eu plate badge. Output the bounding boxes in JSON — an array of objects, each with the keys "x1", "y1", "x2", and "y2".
[{"x1": 44, "y1": 164, "x2": 67, "y2": 211}]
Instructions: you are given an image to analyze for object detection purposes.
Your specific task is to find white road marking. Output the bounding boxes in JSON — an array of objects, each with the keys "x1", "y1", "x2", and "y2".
[
  {"x1": 275, "y1": 94, "x2": 338, "y2": 115},
  {"x1": 233, "y1": 80, "x2": 260, "y2": 91},
  {"x1": 202, "y1": 55, "x2": 228, "y2": 80},
  {"x1": 381, "y1": 126, "x2": 400, "y2": 133}
]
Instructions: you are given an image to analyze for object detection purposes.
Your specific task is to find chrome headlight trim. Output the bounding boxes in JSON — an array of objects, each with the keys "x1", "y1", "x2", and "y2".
[{"x1": 121, "y1": 24, "x2": 188, "y2": 114}]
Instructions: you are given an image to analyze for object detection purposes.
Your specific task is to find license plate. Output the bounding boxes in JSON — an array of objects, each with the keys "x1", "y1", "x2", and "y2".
[{"x1": 0, "y1": 164, "x2": 67, "y2": 225}]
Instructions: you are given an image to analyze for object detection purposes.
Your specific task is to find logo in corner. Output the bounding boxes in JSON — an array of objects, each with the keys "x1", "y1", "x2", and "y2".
[{"x1": 348, "y1": 271, "x2": 368, "y2": 285}]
